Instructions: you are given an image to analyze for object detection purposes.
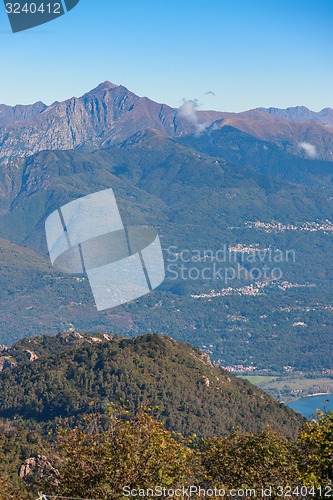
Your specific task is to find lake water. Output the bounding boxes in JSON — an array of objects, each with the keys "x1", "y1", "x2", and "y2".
[{"x1": 287, "y1": 394, "x2": 333, "y2": 419}]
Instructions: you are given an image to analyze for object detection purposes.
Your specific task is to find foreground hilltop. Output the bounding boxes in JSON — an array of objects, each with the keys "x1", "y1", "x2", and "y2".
[{"x1": 0, "y1": 332, "x2": 302, "y2": 437}]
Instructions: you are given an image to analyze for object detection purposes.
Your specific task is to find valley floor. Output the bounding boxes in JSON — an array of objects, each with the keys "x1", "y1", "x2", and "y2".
[{"x1": 238, "y1": 375, "x2": 333, "y2": 402}]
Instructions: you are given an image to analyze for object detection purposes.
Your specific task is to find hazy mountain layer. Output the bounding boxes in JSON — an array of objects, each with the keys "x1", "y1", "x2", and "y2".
[{"x1": 0, "y1": 136, "x2": 332, "y2": 372}]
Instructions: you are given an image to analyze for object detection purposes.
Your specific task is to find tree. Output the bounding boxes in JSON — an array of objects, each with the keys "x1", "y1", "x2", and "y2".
[
  {"x1": 199, "y1": 429, "x2": 299, "y2": 491},
  {"x1": 296, "y1": 410, "x2": 333, "y2": 488},
  {"x1": 54, "y1": 408, "x2": 197, "y2": 499}
]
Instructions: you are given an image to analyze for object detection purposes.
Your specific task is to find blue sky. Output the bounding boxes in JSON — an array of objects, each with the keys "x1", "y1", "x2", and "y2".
[{"x1": 0, "y1": 0, "x2": 332, "y2": 111}]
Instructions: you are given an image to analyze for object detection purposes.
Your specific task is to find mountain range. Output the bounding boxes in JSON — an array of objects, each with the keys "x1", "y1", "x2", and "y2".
[
  {"x1": 1, "y1": 81, "x2": 332, "y2": 162},
  {"x1": 0, "y1": 82, "x2": 332, "y2": 374}
]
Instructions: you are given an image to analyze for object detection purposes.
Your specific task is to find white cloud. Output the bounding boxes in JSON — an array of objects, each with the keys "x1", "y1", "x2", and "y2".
[
  {"x1": 299, "y1": 142, "x2": 318, "y2": 159},
  {"x1": 178, "y1": 99, "x2": 209, "y2": 135}
]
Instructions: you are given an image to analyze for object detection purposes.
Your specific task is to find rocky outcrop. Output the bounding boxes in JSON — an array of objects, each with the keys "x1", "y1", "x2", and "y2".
[
  {"x1": 19, "y1": 455, "x2": 60, "y2": 486},
  {"x1": 0, "y1": 356, "x2": 16, "y2": 372},
  {"x1": 24, "y1": 349, "x2": 39, "y2": 362}
]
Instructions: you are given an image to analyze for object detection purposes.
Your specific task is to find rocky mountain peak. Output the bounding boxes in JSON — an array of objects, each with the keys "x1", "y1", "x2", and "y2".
[{"x1": 83, "y1": 80, "x2": 119, "y2": 96}]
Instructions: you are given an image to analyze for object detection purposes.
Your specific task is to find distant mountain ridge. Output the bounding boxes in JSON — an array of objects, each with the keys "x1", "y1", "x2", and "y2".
[
  {"x1": 258, "y1": 106, "x2": 333, "y2": 128},
  {"x1": 0, "y1": 81, "x2": 332, "y2": 163},
  {"x1": 0, "y1": 101, "x2": 47, "y2": 127}
]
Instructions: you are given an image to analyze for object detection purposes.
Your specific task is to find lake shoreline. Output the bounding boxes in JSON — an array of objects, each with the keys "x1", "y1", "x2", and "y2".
[
  {"x1": 286, "y1": 394, "x2": 333, "y2": 419},
  {"x1": 285, "y1": 392, "x2": 333, "y2": 404}
]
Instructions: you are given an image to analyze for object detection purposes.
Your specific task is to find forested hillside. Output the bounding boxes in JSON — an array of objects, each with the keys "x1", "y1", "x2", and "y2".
[{"x1": 0, "y1": 333, "x2": 302, "y2": 437}]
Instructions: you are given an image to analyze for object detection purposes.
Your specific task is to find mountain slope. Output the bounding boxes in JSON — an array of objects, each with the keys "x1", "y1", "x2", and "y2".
[
  {"x1": 0, "y1": 333, "x2": 303, "y2": 437},
  {"x1": 0, "y1": 236, "x2": 140, "y2": 344},
  {"x1": 181, "y1": 125, "x2": 333, "y2": 185},
  {"x1": 210, "y1": 114, "x2": 333, "y2": 160},
  {"x1": 1, "y1": 136, "x2": 332, "y2": 253}
]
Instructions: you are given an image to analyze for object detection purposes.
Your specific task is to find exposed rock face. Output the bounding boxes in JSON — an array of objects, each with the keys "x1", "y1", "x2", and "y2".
[
  {"x1": 0, "y1": 82, "x2": 210, "y2": 162},
  {"x1": 0, "y1": 350, "x2": 39, "y2": 370},
  {"x1": 0, "y1": 101, "x2": 46, "y2": 127},
  {"x1": 0, "y1": 332, "x2": 116, "y2": 371},
  {"x1": 200, "y1": 352, "x2": 214, "y2": 367},
  {"x1": 24, "y1": 349, "x2": 39, "y2": 362},
  {"x1": 189, "y1": 348, "x2": 214, "y2": 368},
  {"x1": 19, "y1": 456, "x2": 39, "y2": 478},
  {"x1": 19, "y1": 455, "x2": 60, "y2": 486},
  {"x1": 0, "y1": 356, "x2": 16, "y2": 372}
]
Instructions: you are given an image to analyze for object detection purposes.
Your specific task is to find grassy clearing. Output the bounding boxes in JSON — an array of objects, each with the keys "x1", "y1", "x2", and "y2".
[{"x1": 237, "y1": 375, "x2": 277, "y2": 384}]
